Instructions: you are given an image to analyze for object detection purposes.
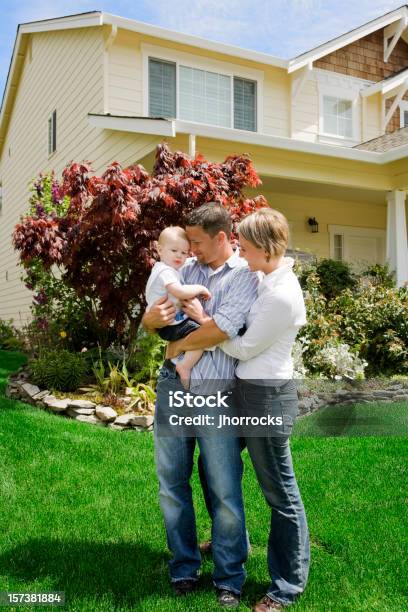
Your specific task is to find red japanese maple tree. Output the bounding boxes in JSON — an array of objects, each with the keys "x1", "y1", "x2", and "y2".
[{"x1": 13, "y1": 143, "x2": 266, "y2": 346}]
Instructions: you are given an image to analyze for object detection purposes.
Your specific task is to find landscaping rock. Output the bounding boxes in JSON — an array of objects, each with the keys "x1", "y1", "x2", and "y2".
[
  {"x1": 95, "y1": 406, "x2": 118, "y2": 422},
  {"x1": 130, "y1": 414, "x2": 154, "y2": 428},
  {"x1": 66, "y1": 407, "x2": 96, "y2": 418},
  {"x1": 67, "y1": 399, "x2": 96, "y2": 409},
  {"x1": 75, "y1": 414, "x2": 106, "y2": 426},
  {"x1": 114, "y1": 413, "x2": 136, "y2": 426},
  {"x1": 20, "y1": 383, "x2": 41, "y2": 400},
  {"x1": 107, "y1": 422, "x2": 129, "y2": 431},
  {"x1": 32, "y1": 390, "x2": 50, "y2": 401},
  {"x1": 43, "y1": 396, "x2": 69, "y2": 412}
]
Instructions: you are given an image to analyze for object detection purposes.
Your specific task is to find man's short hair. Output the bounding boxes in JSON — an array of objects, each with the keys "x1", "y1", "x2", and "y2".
[{"x1": 185, "y1": 203, "x2": 232, "y2": 238}]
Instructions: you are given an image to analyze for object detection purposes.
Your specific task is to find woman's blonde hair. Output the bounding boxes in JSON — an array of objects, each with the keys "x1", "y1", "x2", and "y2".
[{"x1": 238, "y1": 207, "x2": 289, "y2": 260}]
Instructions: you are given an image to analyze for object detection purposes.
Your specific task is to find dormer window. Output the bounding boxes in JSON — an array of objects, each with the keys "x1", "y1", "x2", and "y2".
[{"x1": 322, "y1": 96, "x2": 353, "y2": 138}]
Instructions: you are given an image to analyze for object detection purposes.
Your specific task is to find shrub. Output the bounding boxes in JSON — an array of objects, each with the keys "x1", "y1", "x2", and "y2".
[
  {"x1": 128, "y1": 329, "x2": 166, "y2": 386},
  {"x1": 0, "y1": 319, "x2": 25, "y2": 351},
  {"x1": 30, "y1": 349, "x2": 86, "y2": 391},
  {"x1": 13, "y1": 144, "x2": 266, "y2": 348},
  {"x1": 300, "y1": 258, "x2": 357, "y2": 300},
  {"x1": 361, "y1": 263, "x2": 396, "y2": 288}
]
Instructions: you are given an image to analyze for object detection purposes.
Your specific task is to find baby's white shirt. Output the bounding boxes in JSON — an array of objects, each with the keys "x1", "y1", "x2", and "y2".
[{"x1": 145, "y1": 262, "x2": 187, "y2": 325}]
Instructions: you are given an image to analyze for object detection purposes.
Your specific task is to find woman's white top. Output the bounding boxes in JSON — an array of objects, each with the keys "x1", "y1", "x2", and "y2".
[{"x1": 220, "y1": 257, "x2": 306, "y2": 379}]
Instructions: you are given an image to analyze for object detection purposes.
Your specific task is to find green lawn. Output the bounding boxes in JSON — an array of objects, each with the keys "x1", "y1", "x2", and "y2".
[{"x1": 0, "y1": 351, "x2": 407, "y2": 611}]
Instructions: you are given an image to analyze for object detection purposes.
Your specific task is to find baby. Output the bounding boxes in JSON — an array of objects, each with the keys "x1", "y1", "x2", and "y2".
[{"x1": 145, "y1": 226, "x2": 211, "y2": 388}]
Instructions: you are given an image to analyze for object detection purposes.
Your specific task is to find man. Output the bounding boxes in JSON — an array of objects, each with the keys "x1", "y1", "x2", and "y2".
[{"x1": 142, "y1": 204, "x2": 259, "y2": 608}]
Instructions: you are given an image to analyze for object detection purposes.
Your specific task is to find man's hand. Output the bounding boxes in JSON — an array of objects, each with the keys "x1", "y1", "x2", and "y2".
[
  {"x1": 141, "y1": 295, "x2": 176, "y2": 331},
  {"x1": 181, "y1": 298, "x2": 211, "y2": 325},
  {"x1": 166, "y1": 339, "x2": 184, "y2": 359}
]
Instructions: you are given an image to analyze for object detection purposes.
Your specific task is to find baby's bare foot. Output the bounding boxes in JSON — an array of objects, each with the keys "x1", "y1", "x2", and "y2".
[{"x1": 176, "y1": 363, "x2": 191, "y2": 390}]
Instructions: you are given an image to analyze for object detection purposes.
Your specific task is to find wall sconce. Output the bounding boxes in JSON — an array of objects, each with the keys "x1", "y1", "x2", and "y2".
[{"x1": 308, "y1": 217, "x2": 319, "y2": 233}]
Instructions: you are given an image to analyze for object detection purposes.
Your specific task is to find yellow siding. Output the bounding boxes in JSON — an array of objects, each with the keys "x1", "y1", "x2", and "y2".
[
  {"x1": 254, "y1": 190, "x2": 386, "y2": 259},
  {"x1": 291, "y1": 78, "x2": 319, "y2": 142},
  {"x1": 365, "y1": 94, "x2": 382, "y2": 141},
  {"x1": 107, "y1": 28, "x2": 143, "y2": 116},
  {"x1": 105, "y1": 30, "x2": 291, "y2": 137},
  {"x1": 0, "y1": 27, "x2": 105, "y2": 323}
]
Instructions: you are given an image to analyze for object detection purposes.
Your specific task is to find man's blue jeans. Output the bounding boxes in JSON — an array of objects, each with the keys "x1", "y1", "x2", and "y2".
[{"x1": 154, "y1": 365, "x2": 248, "y2": 595}]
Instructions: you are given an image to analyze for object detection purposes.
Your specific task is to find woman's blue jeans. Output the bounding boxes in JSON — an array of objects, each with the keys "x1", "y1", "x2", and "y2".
[
  {"x1": 235, "y1": 378, "x2": 310, "y2": 606},
  {"x1": 153, "y1": 364, "x2": 248, "y2": 595}
]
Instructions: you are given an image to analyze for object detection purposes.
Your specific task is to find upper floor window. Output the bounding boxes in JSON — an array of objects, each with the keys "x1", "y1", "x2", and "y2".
[
  {"x1": 48, "y1": 110, "x2": 57, "y2": 156},
  {"x1": 322, "y1": 96, "x2": 353, "y2": 138},
  {"x1": 148, "y1": 57, "x2": 257, "y2": 132},
  {"x1": 400, "y1": 101, "x2": 408, "y2": 128}
]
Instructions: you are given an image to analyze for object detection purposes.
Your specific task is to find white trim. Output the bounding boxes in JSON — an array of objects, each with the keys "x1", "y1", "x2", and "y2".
[
  {"x1": 328, "y1": 224, "x2": 386, "y2": 262},
  {"x1": 102, "y1": 13, "x2": 287, "y2": 68},
  {"x1": 289, "y1": 5, "x2": 408, "y2": 73},
  {"x1": 384, "y1": 16, "x2": 408, "y2": 62},
  {"x1": 318, "y1": 84, "x2": 359, "y2": 145},
  {"x1": 141, "y1": 42, "x2": 263, "y2": 132},
  {"x1": 88, "y1": 114, "x2": 176, "y2": 136},
  {"x1": 18, "y1": 12, "x2": 103, "y2": 33},
  {"x1": 386, "y1": 190, "x2": 408, "y2": 287},
  {"x1": 399, "y1": 100, "x2": 408, "y2": 128},
  {"x1": 87, "y1": 113, "x2": 408, "y2": 164},
  {"x1": 361, "y1": 69, "x2": 408, "y2": 98}
]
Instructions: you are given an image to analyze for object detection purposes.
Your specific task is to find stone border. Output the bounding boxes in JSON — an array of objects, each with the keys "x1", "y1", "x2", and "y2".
[
  {"x1": 297, "y1": 380, "x2": 408, "y2": 417},
  {"x1": 5, "y1": 368, "x2": 408, "y2": 432},
  {"x1": 6, "y1": 370, "x2": 153, "y2": 432}
]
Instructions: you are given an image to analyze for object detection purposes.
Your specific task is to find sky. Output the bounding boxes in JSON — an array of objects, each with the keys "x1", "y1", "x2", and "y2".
[{"x1": 0, "y1": 0, "x2": 406, "y2": 106}]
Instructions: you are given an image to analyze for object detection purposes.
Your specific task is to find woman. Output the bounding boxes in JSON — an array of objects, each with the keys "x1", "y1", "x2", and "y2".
[{"x1": 219, "y1": 207, "x2": 310, "y2": 611}]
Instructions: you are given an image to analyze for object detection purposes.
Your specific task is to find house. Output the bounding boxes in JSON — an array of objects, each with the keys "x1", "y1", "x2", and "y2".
[{"x1": 0, "y1": 6, "x2": 408, "y2": 324}]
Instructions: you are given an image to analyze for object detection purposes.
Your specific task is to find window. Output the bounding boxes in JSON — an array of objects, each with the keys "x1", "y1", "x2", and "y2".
[
  {"x1": 234, "y1": 77, "x2": 257, "y2": 131},
  {"x1": 322, "y1": 96, "x2": 353, "y2": 138},
  {"x1": 48, "y1": 110, "x2": 57, "y2": 155},
  {"x1": 148, "y1": 58, "x2": 176, "y2": 118},
  {"x1": 179, "y1": 66, "x2": 231, "y2": 127},
  {"x1": 147, "y1": 56, "x2": 257, "y2": 131},
  {"x1": 333, "y1": 234, "x2": 343, "y2": 261},
  {"x1": 400, "y1": 101, "x2": 408, "y2": 128}
]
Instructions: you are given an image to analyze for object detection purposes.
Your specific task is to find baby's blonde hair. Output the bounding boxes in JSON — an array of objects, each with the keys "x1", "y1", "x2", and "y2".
[
  {"x1": 238, "y1": 208, "x2": 289, "y2": 259},
  {"x1": 158, "y1": 226, "x2": 189, "y2": 246}
]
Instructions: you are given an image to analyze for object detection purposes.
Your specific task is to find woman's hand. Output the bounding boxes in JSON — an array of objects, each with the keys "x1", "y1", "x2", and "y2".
[
  {"x1": 166, "y1": 339, "x2": 184, "y2": 360},
  {"x1": 181, "y1": 298, "x2": 211, "y2": 325}
]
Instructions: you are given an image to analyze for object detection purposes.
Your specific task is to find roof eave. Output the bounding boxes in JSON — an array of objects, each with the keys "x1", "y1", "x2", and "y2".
[{"x1": 288, "y1": 4, "x2": 408, "y2": 73}]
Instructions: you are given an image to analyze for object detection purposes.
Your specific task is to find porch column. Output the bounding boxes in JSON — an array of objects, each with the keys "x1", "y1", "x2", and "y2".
[{"x1": 386, "y1": 190, "x2": 408, "y2": 287}]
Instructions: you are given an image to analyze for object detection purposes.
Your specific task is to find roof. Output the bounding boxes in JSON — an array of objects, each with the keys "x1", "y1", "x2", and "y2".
[
  {"x1": 361, "y1": 67, "x2": 408, "y2": 97},
  {"x1": 354, "y1": 127, "x2": 408, "y2": 152},
  {"x1": 288, "y1": 4, "x2": 408, "y2": 72}
]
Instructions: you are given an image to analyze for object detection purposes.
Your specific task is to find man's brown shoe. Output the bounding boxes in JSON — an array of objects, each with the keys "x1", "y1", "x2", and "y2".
[{"x1": 252, "y1": 595, "x2": 284, "y2": 611}]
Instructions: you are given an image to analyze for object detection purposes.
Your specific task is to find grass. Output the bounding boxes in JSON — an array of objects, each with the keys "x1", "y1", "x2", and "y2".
[{"x1": 0, "y1": 350, "x2": 407, "y2": 611}]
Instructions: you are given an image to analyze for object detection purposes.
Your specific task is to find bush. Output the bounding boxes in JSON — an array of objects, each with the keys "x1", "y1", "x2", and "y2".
[
  {"x1": 296, "y1": 259, "x2": 408, "y2": 377},
  {"x1": 30, "y1": 349, "x2": 86, "y2": 391},
  {"x1": 300, "y1": 258, "x2": 357, "y2": 300},
  {"x1": 127, "y1": 329, "x2": 166, "y2": 385},
  {"x1": 0, "y1": 319, "x2": 25, "y2": 351},
  {"x1": 361, "y1": 263, "x2": 396, "y2": 288}
]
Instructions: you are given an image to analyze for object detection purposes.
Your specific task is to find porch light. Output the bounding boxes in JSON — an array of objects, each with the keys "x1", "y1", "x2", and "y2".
[{"x1": 308, "y1": 217, "x2": 319, "y2": 233}]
